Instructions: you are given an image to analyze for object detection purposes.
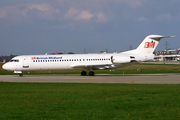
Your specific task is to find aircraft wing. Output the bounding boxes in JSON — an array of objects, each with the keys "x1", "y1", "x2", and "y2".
[{"x1": 71, "y1": 64, "x2": 114, "y2": 70}]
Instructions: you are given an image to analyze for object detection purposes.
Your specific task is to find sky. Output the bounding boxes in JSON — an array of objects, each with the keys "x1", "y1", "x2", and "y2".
[{"x1": 0, "y1": 0, "x2": 180, "y2": 55}]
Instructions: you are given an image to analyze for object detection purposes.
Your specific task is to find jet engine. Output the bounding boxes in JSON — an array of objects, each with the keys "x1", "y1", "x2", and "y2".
[{"x1": 111, "y1": 56, "x2": 136, "y2": 64}]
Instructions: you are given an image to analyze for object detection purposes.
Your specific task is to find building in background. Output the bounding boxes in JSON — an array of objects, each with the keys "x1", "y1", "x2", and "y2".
[{"x1": 154, "y1": 48, "x2": 180, "y2": 61}]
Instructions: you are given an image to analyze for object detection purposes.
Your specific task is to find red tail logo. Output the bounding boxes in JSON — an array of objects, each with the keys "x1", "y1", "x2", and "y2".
[{"x1": 144, "y1": 41, "x2": 155, "y2": 48}]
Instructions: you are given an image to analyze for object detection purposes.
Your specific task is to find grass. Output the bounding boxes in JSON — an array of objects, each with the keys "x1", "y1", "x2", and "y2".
[
  {"x1": 0, "y1": 83, "x2": 180, "y2": 119},
  {"x1": 1, "y1": 63, "x2": 180, "y2": 75},
  {"x1": 1, "y1": 62, "x2": 180, "y2": 119}
]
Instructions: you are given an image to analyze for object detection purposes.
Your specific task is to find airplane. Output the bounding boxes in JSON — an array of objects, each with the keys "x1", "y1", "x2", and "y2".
[{"x1": 2, "y1": 35, "x2": 174, "y2": 76}]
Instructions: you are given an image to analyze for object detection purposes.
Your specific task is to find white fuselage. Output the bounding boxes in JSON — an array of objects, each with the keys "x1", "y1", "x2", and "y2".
[{"x1": 2, "y1": 52, "x2": 154, "y2": 72}]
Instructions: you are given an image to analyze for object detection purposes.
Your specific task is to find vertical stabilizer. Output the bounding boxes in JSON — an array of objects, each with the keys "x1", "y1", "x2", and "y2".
[{"x1": 135, "y1": 35, "x2": 173, "y2": 54}]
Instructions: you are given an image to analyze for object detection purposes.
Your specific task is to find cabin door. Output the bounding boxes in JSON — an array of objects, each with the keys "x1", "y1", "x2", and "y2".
[{"x1": 23, "y1": 57, "x2": 29, "y2": 68}]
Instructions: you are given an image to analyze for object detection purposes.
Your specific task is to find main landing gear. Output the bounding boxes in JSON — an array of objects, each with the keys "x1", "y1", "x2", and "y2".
[
  {"x1": 81, "y1": 70, "x2": 87, "y2": 76},
  {"x1": 88, "y1": 71, "x2": 94, "y2": 76},
  {"x1": 81, "y1": 70, "x2": 94, "y2": 76}
]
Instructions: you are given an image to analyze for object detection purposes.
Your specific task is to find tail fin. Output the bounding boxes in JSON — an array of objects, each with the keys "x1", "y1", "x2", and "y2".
[{"x1": 135, "y1": 35, "x2": 174, "y2": 54}]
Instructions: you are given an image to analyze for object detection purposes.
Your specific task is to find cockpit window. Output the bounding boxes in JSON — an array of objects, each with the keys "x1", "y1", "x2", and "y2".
[{"x1": 10, "y1": 59, "x2": 19, "y2": 62}]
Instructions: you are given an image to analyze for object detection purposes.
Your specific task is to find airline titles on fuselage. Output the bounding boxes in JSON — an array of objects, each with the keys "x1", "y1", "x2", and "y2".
[
  {"x1": 31, "y1": 56, "x2": 111, "y2": 63},
  {"x1": 32, "y1": 56, "x2": 63, "y2": 60}
]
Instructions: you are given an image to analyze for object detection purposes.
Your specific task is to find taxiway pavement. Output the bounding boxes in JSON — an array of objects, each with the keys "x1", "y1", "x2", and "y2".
[{"x1": 0, "y1": 74, "x2": 180, "y2": 84}]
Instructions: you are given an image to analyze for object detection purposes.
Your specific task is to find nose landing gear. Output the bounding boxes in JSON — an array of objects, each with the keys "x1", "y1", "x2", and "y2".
[{"x1": 19, "y1": 73, "x2": 23, "y2": 77}]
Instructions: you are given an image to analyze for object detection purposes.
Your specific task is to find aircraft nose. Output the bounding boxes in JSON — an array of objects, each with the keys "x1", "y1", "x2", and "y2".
[{"x1": 2, "y1": 63, "x2": 11, "y2": 70}]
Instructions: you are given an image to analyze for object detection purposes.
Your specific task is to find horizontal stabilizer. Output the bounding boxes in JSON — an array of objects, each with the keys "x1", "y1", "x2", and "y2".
[{"x1": 149, "y1": 35, "x2": 175, "y2": 41}]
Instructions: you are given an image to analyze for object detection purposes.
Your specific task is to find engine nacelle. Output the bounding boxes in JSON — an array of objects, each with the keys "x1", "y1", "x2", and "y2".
[{"x1": 112, "y1": 56, "x2": 136, "y2": 64}]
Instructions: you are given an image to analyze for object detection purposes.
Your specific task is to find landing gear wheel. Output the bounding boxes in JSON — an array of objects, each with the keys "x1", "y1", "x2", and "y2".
[
  {"x1": 88, "y1": 71, "x2": 94, "y2": 76},
  {"x1": 81, "y1": 70, "x2": 87, "y2": 76}
]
